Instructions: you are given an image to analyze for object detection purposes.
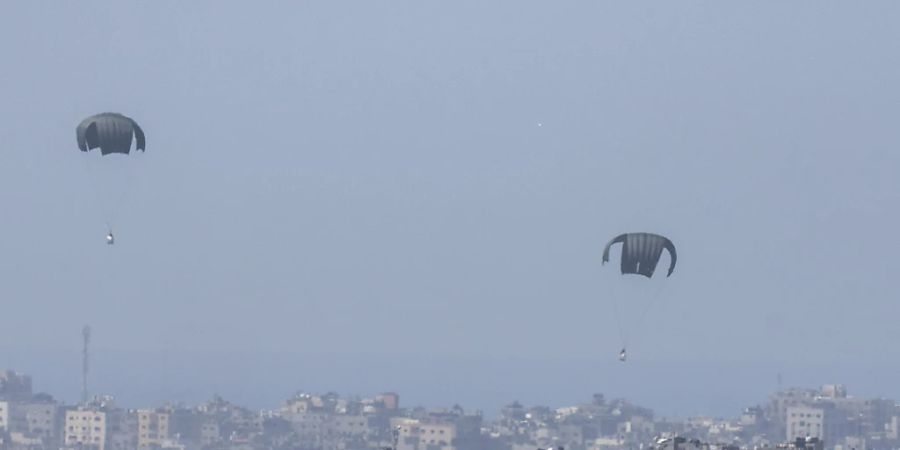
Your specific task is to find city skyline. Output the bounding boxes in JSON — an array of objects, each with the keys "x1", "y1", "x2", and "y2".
[{"x1": 1, "y1": 367, "x2": 896, "y2": 450}]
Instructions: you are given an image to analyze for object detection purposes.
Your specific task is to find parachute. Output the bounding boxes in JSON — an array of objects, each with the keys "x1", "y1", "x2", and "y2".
[
  {"x1": 602, "y1": 233, "x2": 676, "y2": 278},
  {"x1": 77, "y1": 113, "x2": 145, "y2": 155},
  {"x1": 75, "y1": 113, "x2": 147, "y2": 243},
  {"x1": 601, "y1": 232, "x2": 676, "y2": 360}
]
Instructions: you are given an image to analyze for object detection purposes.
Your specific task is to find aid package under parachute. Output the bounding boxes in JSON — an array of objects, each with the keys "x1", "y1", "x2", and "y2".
[
  {"x1": 601, "y1": 232, "x2": 677, "y2": 358},
  {"x1": 76, "y1": 113, "x2": 147, "y2": 237}
]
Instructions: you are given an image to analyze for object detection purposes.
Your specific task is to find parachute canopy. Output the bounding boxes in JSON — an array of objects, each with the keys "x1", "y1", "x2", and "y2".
[
  {"x1": 76, "y1": 113, "x2": 145, "y2": 155},
  {"x1": 602, "y1": 232, "x2": 676, "y2": 278}
]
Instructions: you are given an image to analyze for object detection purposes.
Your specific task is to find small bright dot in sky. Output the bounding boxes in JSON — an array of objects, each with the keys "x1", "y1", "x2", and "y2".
[{"x1": 537, "y1": 123, "x2": 542, "y2": 127}]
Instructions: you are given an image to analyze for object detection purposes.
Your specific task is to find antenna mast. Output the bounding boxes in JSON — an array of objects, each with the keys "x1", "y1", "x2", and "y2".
[{"x1": 82, "y1": 325, "x2": 91, "y2": 405}]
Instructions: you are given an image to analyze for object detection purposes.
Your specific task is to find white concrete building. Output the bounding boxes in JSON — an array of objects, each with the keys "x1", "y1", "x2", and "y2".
[
  {"x1": 786, "y1": 406, "x2": 824, "y2": 441},
  {"x1": 0, "y1": 401, "x2": 8, "y2": 432},
  {"x1": 65, "y1": 409, "x2": 107, "y2": 450},
  {"x1": 138, "y1": 409, "x2": 170, "y2": 449}
]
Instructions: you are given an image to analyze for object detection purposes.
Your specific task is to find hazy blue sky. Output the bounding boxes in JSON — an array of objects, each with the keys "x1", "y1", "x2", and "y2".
[{"x1": 1, "y1": 1, "x2": 899, "y2": 417}]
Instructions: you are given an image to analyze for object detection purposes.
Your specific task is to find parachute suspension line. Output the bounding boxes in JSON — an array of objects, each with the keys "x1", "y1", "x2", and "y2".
[
  {"x1": 106, "y1": 177, "x2": 135, "y2": 230},
  {"x1": 611, "y1": 291, "x2": 627, "y2": 349},
  {"x1": 102, "y1": 158, "x2": 137, "y2": 230},
  {"x1": 79, "y1": 153, "x2": 107, "y2": 232},
  {"x1": 620, "y1": 278, "x2": 668, "y2": 349},
  {"x1": 78, "y1": 151, "x2": 143, "y2": 235}
]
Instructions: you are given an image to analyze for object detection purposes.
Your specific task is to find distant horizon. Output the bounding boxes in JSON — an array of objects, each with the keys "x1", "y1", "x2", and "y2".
[{"x1": 4, "y1": 346, "x2": 898, "y2": 420}]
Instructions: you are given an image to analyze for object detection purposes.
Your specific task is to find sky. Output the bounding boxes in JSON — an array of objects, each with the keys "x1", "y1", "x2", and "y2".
[{"x1": 0, "y1": 1, "x2": 899, "y2": 418}]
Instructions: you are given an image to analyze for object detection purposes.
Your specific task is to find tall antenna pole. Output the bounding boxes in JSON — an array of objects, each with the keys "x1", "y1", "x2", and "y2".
[{"x1": 82, "y1": 325, "x2": 91, "y2": 405}]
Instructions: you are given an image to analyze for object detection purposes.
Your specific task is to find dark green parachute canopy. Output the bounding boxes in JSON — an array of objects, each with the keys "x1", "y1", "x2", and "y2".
[
  {"x1": 603, "y1": 232, "x2": 677, "y2": 278},
  {"x1": 76, "y1": 113, "x2": 145, "y2": 155}
]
